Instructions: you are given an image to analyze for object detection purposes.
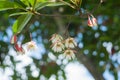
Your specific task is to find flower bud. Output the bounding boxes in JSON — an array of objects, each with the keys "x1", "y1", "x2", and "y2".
[
  {"x1": 14, "y1": 43, "x2": 25, "y2": 54},
  {"x1": 10, "y1": 35, "x2": 17, "y2": 44},
  {"x1": 88, "y1": 15, "x2": 97, "y2": 27}
]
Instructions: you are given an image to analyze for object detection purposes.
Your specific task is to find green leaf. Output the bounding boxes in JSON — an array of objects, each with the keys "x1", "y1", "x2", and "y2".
[
  {"x1": 28, "y1": 0, "x2": 35, "y2": 6},
  {"x1": 14, "y1": 0, "x2": 27, "y2": 8},
  {"x1": 20, "y1": 0, "x2": 29, "y2": 6},
  {"x1": 20, "y1": 0, "x2": 36, "y2": 7},
  {"x1": 70, "y1": 0, "x2": 82, "y2": 7},
  {"x1": 80, "y1": 0, "x2": 82, "y2": 7},
  {"x1": 9, "y1": 12, "x2": 31, "y2": 17},
  {"x1": 35, "y1": 2, "x2": 66, "y2": 11},
  {"x1": 60, "y1": 0, "x2": 76, "y2": 9},
  {"x1": 46, "y1": 2, "x2": 66, "y2": 6},
  {"x1": 28, "y1": 0, "x2": 37, "y2": 9},
  {"x1": 0, "y1": 1, "x2": 23, "y2": 11},
  {"x1": 12, "y1": 14, "x2": 32, "y2": 34}
]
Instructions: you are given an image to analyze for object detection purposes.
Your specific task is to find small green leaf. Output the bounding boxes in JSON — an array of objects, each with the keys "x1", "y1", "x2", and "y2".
[
  {"x1": 0, "y1": 1, "x2": 23, "y2": 11},
  {"x1": 20, "y1": 0, "x2": 29, "y2": 6},
  {"x1": 70, "y1": 0, "x2": 82, "y2": 7},
  {"x1": 14, "y1": 0, "x2": 27, "y2": 8},
  {"x1": 46, "y1": 2, "x2": 66, "y2": 6},
  {"x1": 35, "y1": 2, "x2": 49, "y2": 10},
  {"x1": 35, "y1": 2, "x2": 66, "y2": 11},
  {"x1": 12, "y1": 14, "x2": 32, "y2": 34},
  {"x1": 9, "y1": 12, "x2": 31, "y2": 17},
  {"x1": 28, "y1": 0, "x2": 35, "y2": 6},
  {"x1": 80, "y1": 0, "x2": 82, "y2": 7},
  {"x1": 28, "y1": 0, "x2": 37, "y2": 9},
  {"x1": 60, "y1": 0, "x2": 76, "y2": 9}
]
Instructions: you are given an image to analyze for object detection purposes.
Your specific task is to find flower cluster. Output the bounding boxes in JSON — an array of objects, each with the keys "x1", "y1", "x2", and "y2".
[
  {"x1": 50, "y1": 34, "x2": 77, "y2": 60},
  {"x1": 10, "y1": 34, "x2": 37, "y2": 54},
  {"x1": 50, "y1": 34, "x2": 64, "y2": 52}
]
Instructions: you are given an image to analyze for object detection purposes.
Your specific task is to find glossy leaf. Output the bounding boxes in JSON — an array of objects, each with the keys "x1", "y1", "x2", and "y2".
[
  {"x1": 20, "y1": 0, "x2": 36, "y2": 7},
  {"x1": 59, "y1": 0, "x2": 76, "y2": 9},
  {"x1": 20, "y1": 0, "x2": 29, "y2": 6},
  {"x1": 35, "y1": 2, "x2": 66, "y2": 11},
  {"x1": 14, "y1": 0, "x2": 27, "y2": 8},
  {"x1": 70, "y1": 0, "x2": 82, "y2": 7},
  {"x1": 12, "y1": 14, "x2": 32, "y2": 34},
  {"x1": 80, "y1": 0, "x2": 82, "y2": 7},
  {"x1": 28, "y1": 0, "x2": 35, "y2": 6},
  {"x1": 9, "y1": 12, "x2": 31, "y2": 17},
  {"x1": 0, "y1": 1, "x2": 23, "y2": 11}
]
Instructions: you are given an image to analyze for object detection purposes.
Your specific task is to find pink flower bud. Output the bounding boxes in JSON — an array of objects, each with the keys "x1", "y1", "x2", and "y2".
[
  {"x1": 10, "y1": 35, "x2": 17, "y2": 44},
  {"x1": 88, "y1": 15, "x2": 97, "y2": 27},
  {"x1": 14, "y1": 43, "x2": 25, "y2": 54},
  {"x1": 92, "y1": 17, "x2": 97, "y2": 26}
]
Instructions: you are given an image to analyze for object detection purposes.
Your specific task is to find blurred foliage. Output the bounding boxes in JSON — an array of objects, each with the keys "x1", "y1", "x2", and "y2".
[{"x1": 0, "y1": 0, "x2": 120, "y2": 80}]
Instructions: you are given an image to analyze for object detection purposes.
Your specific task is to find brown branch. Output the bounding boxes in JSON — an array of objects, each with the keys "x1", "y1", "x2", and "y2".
[
  {"x1": 32, "y1": 11, "x2": 88, "y2": 18},
  {"x1": 34, "y1": 11, "x2": 78, "y2": 17},
  {"x1": 76, "y1": 48, "x2": 104, "y2": 80},
  {"x1": 53, "y1": 12, "x2": 66, "y2": 35}
]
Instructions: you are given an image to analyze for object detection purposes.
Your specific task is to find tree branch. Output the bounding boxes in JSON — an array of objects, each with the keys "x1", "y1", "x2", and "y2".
[{"x1": 76, "y1": 49, "x2": 104, "y2": 80}]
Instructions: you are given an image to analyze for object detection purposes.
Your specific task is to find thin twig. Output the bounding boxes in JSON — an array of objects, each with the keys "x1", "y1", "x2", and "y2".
[
  {"x1": 34, "y1": 11, "x2": 78, "y2": 18},
  {"x1": 91, "y1": 0, "x2": 103, "y2": 14},
  {"x1": 64, "y1": 17, "x2": 71, "y2": 37},
  {"x1": 29, "y1": 32, "x2": 32, "y2": 40}
]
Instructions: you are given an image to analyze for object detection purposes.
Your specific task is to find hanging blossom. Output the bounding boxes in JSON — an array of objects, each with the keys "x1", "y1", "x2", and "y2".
[
  {"x1": 50, "y1": 34, "x2": 63, "y2": 43},
  {"x1": 50, "y1": 33, "x2": 77, "y2": 60},
  {"x1": 65, "y1": 37, "x2": 77, "y2": 48},
  {"x1": 63, "y1": 49, "x2": 75, "y2": 60},
  {"x1": 10, "y1": 35, "x2": 17, "y2": 44},
  {"x1": 52, "y1": 42, "x2": 65, "y2": 52},
  {"x1": 25, "y1": 41, "x2": 37, "y2": 51},
  {"x1": 88, "y1": 15, "x2": 97, "y2": 27},
  {"x1": 14, "y1": 43, "x2": 25, "y2": 54}
]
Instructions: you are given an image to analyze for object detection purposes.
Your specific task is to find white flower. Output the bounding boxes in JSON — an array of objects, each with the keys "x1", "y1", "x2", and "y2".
[
  {"x1": 63, "y1": 49, "x2": 75, "y2": 60},
  {"x1": 50, "y1": 34, "x2": 63, "y2": 43},
  {"x1": 26, "y1": 41, "x2": 37, "y2": 51},
  {"x1": 52, "y1": 42, "x2": 64, "y2": 52},
  {"x1": 65, "y1": 37, "x2": 77, "y2": 48}
]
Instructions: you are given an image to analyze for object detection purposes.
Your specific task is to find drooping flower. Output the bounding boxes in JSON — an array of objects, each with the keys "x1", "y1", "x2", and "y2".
[
  {"x1": 52, "y1": 42, "x2": 64, "y2": 52},
  {"x1": 63, "y1": 49, "x2": 75, "y2": 60},
  {"x1": 26, "y1": 41, "x2": 37, "y2": 51},
  {"x1": 88, "y1": 15, "x2": 97, "y2": 27},
  {"x1": 10, "y1": 35, "x2": 17, "y2": 44},
  {"x1": 65, "y1": 37, "x2": 77, "y2": 48},
  {"x1": 14, "y1": 43, "x2": 25, "y2": 54},
  {"x1": 50, "y1": 34, "x2": 63, "y2": 43}
]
